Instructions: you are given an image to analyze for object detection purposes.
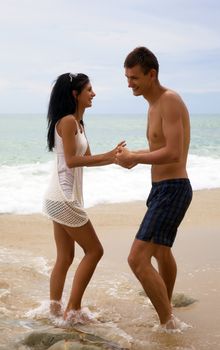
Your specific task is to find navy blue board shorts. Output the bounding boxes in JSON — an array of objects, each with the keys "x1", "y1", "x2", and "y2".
[{"x1": 136, "y1": 179, "x2": 193, "y2": 247}]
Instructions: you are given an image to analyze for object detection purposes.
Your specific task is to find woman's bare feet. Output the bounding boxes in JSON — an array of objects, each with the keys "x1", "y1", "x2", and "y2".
[
  {"x1": 64, "y1": 307, "x2": 96, "y2": 325},
  {"x1": 50, "y1": 300, "x2": 63, "y2": 317}
]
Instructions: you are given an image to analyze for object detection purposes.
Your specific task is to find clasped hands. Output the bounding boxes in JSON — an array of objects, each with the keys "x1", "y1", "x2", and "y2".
[{"x1": 114, "y1": 141, "x2": 137, "y2": 169}]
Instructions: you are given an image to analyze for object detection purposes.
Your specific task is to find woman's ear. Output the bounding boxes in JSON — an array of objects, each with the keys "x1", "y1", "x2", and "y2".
[{"x1": 72, "y1": 90, "x2": 78, "y2": 98}]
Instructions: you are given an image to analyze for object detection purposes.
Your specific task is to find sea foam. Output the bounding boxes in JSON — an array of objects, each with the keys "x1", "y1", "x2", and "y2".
[{"x1": 0, "y1": 153, "x2": 220, "y2": 214}]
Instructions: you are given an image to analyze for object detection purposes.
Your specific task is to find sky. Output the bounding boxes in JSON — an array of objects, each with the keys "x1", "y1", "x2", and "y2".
[{"x1": 0, "y1": 0, "x2": 220, "y2": 114}]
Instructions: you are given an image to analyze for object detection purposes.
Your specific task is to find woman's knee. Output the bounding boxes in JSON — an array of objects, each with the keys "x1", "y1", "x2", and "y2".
[
  {"x1": 57, "y1": 252, "x2": 74, "y2": 270},
  {"x1": 85, "y1": 243, "x2": 104, "y2": 262},
  {"x1": 94, "y1": 244, "x2": 104, "y2": 261}
]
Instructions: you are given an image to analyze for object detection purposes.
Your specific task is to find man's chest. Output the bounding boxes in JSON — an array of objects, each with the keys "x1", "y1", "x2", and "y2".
[{"x1": 147, "y1": 111, "x2": 164, "y2": 145}]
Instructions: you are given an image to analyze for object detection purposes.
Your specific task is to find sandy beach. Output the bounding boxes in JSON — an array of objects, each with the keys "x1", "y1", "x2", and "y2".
[{"x1": 1, "y1": 188, "x2": 220, "y2": 349}]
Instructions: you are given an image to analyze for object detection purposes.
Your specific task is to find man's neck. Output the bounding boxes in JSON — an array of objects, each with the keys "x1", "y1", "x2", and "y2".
[{"x1": 143, "y1": 83, "x2": 166, "y2": 106}]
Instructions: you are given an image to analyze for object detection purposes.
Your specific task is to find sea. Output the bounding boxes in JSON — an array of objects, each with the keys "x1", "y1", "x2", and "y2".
[
  {"x1": 0, "y1": 113, "x2": 220, "y2": 214},
  {"x1": 0, "y1": 113, "x2": 220, "y2": 350}
]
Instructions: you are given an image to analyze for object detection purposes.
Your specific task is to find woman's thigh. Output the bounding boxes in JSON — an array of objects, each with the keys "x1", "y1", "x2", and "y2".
[
  {"x1": 63, "y1": 220, "x2": 103, "y2": 254},
  {"x1": 53, "y1": 221, "x2": 75, "y2": 259}
]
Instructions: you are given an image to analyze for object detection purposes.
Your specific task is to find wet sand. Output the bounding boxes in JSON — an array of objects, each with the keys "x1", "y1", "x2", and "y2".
[
  {"x1": 1, "y1": 188, "x2": 219, "y2": 267},
  {"x1": 0, "y1": 188, "x2": 220, "y2": 349}
]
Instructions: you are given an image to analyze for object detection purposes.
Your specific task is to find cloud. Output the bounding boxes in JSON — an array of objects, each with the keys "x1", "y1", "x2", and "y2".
[{"x1": 0, "y1": 0, "x2": 220, "y2": 113}]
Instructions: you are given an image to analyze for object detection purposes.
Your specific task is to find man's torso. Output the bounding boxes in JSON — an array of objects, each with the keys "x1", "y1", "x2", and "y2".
[{"x1": 147, "y1": 90, "x2": 190, "y2": 182}]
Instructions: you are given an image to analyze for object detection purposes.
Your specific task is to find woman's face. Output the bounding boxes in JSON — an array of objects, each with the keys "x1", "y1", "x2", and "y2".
[{"x1": 77, "y1": 82, "x2": 96, "y2": 109}]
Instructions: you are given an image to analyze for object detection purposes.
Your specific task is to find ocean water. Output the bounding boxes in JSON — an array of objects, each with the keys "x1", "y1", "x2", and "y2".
[{"x1": 0, "y1": 113, "x2": 220, "y2": 214}]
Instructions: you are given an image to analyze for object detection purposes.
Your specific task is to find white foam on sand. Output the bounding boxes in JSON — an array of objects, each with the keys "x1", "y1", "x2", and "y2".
[
  {"x1": 1, "y1": 153, "x2": 220, "y2": 214},
  {"x1": 0, "y1": 247, "x2": 50, "y2": 276},
  {"x1": 152, "y1": 314, "x2": 192, "y2": 334}
]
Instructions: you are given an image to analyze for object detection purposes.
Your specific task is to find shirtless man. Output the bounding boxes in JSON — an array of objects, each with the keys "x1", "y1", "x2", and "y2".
[{"x1": 115, "y1": 47, "x2": 193, "y2": 329}]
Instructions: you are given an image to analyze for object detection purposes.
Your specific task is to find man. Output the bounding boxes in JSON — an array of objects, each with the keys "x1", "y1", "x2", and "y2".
[{"x1": 115, "y1": 47, "x2": 192, "y2": 329}]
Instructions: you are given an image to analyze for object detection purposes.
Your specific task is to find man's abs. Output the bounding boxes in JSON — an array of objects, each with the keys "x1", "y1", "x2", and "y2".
[{"x1": 151, "y1": 162, "x2": 188, "y2": 182}]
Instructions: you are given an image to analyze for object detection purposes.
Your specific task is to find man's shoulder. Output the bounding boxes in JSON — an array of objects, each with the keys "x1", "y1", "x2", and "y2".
[
  {"x1": 161, "y1": 89, "x2": 182, "y2": 102},
  {"x1": 160, "y1": 89, "x2": 186, "y2": 110},
  {"x1": 159, "y1": 89, "x2": 188, "y2": 119}
]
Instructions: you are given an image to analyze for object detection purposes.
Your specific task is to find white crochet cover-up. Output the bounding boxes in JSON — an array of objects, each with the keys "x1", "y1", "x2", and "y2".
[{"x1": 43, "y1": 121, "x2": 89, "y2": 227}]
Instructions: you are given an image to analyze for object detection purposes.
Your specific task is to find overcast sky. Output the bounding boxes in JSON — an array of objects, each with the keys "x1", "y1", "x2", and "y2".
[{"x1": 0, "y1": 0, "x2": 220, "y2": 114}]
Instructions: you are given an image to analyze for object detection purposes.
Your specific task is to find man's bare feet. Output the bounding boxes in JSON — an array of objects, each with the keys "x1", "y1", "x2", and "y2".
[{"x1": 161, "y1": 314, "x2": 181, "y2": 330}]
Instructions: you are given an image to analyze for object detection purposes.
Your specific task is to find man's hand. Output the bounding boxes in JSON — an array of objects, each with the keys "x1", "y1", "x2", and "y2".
[{"x1": 115, "y1": 146, "x2": 137, "y2": 169}]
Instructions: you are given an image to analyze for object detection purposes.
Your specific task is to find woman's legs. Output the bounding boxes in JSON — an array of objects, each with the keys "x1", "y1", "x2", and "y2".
[
  {"x1": 63, "y1": 220, "x2": 103, "y2": 318},
  {"x1": 50, "y1": 220, "x2": 103, "y2": 318},
  {"x1": 50, "y1": 221, "x2": 75, "y2": 315}
]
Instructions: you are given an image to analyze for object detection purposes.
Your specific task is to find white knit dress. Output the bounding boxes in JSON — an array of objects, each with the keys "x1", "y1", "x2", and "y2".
[{"x1": 43, "y1": 122, "x2": 89, "y2": 227}]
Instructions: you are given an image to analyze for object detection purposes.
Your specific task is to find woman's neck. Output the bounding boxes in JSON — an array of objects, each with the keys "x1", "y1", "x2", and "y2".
[{"x1": 74, "y1": 106, "x2": 85, "y2": 122}]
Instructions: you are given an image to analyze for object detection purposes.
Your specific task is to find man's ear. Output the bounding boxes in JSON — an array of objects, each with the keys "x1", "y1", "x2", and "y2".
[
  {"x1": 72, "y1": 90, "x2": 78, "y2": 98},
  {"x1": 149, "y1": 69, "x2": 157, "y2": 80}
]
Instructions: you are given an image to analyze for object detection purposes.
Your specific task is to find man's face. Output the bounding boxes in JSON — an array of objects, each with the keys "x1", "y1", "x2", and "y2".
[{"x1": 125, "y1": 65, "x2": 152, "y2": 96}]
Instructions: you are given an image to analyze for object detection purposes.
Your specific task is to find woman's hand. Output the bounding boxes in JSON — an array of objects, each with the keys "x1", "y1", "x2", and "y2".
[
  {"x1": 107, "y1": 141, "x2": 127, "y2": 163},
  {"x1": 116, "y1": 140, "x2": 127, "y2": 151}
]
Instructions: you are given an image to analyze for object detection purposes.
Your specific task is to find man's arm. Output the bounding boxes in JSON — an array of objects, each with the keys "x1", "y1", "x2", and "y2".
[{"x1": 133, "y1": 149, "x2": 150, "y2": 154}]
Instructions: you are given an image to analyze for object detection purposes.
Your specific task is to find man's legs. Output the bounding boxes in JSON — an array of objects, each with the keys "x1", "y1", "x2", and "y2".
[
  {"x1": 157, "y1": 248, "x2": 177, "y2": 302},
  {"x1": 128, "y1": 239, "x2": 174, "y2": 325}
]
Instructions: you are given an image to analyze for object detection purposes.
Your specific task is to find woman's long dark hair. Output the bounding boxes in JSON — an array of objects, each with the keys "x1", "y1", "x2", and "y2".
[{"x1": 47, "y1": 72, "x2": 89, "y2": 151}]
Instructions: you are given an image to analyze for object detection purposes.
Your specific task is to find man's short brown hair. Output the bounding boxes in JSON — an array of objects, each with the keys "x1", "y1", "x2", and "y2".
[{"x1": 124, "y1": 46, "x2": 159, "y2": 75}]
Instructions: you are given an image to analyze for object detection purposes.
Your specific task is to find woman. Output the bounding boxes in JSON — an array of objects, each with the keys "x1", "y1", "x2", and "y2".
[{"x1": 43, "y1": 72, "x2": 125, "y2": 323}]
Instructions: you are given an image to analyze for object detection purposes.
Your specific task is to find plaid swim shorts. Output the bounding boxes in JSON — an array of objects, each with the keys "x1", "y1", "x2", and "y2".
[{"x1": 136, "y1": 178, "x2": 193, "y2": 247}]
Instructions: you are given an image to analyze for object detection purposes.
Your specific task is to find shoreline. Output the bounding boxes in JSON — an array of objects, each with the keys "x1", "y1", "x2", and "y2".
[
  {"x1": 0, "y1": 188, "x2": 219, "y2": 260},
  {"x1": 1, "y1": 186, "x2": 220, "y2": 218}
]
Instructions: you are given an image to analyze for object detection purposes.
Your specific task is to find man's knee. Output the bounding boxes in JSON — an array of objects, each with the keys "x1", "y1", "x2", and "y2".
[
  {"x1": 127, "y1": 251, "x2": 140, "y2": 272},
  {"x1": 128, "y1": 240, "x2": 153, "y2": 274},
  {"x1": 154, "y1": 246, "x2": 171, "y2": 263}
]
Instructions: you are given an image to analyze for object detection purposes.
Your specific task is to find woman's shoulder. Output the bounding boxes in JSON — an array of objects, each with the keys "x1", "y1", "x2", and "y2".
[
  {"x1": 57, "y1": 115, "x2": 78, "y2": 136},
  {"x1": 59, "y1": 115, "x2": 77, "y2": 129}
]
